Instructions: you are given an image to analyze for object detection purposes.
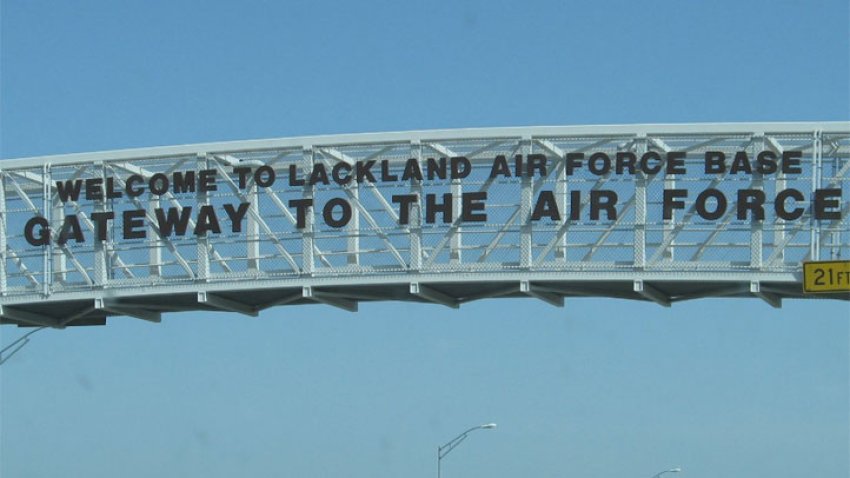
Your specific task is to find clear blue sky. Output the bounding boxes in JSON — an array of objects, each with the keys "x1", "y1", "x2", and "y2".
[{"x1": 1, "y1": 1, "x2": 848, "y2": 477}]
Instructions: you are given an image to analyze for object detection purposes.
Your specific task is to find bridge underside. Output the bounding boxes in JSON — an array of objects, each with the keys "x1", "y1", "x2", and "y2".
[{"x1": 2, "y1": 275, "x2": 847, "y2": 328}]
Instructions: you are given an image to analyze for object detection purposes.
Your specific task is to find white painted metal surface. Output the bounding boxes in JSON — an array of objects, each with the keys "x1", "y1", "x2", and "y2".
[{"x1": 1, "y1": 122, "x2": 848, "y2": 327}]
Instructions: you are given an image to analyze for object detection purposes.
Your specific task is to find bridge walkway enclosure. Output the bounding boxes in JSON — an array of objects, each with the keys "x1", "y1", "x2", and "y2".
[{"x1": 1, "y1": 123, "x2": 848, "y2": 327}]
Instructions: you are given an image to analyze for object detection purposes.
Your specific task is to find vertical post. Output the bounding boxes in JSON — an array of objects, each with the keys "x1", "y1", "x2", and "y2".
[
  {"x1": 148, "y1": 193, "x2": 162, "y2": 278},
  {"x1": 347, "y1": 171, "x2": 360, "y2": 266},
  {"x1": 0, "y1": 172, "x2": 7, "y2": 296},
  {"x1": 450, "y1": 145, "x2": 462, "y2": 266},
  {"x1": 410, "y1": 141, "x2": 423, "y2": 271},
  {"x1": 634, "y1": 135, "x2": 647, "y2": 269},
  {"x1": 828, "y1": 141, "x2": 840, "y2": 260},
  {"x1": 302, "y1": 147, "x2": 315, "y2": 275},
  {"x1": 196, "y1": 153, "x2": 210, "y2": 280},
  {"x1": 810, "y1": 130, "x2": 822, "y2": 261},
  {"x1": 772, "y1": 136, "x2": 786, "y2": 265},
  {"x1": 555, "y1": 145, "x2": 567, "y2": 262},
  {"x1": 93, "y1": 162, "x2": 108, "y2": 286},
  {"x1": 43, "y1": 164, "x2": 52, "y2": 296},
  {"x1": 750, "y1": 135, "x2": 764, "y2": 270},
  {"x1": 247, "y1": 178, "x2": 261, "y2": 272},
  {"x1": 520, "y1": 137, "x2": 533, "y2": 268},
  {"x1": 662, "y1": 140, "x2": 676, "y2": 261},
  {"x1": 52, "y1": 192, "x2": 66, "y2": 284},
  {"x1": 41, "y1": 164, "x2": 50, "y2": 297}
]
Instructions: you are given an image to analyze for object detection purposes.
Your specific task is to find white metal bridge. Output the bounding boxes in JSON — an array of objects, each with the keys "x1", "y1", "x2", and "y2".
[{"x1": 1, "y1": 122, "x2": 847, "y2": 328}]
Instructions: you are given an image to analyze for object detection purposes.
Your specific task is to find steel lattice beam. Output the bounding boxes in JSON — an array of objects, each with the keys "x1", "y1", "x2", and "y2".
[{"x1": 0, "y1": 122, "x2": 846, "y2": 326}]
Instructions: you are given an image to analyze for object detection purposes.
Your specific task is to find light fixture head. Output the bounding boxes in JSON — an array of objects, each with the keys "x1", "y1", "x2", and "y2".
[{"x1": 481, "y1": 423, "x2": 497, "y2": 429}]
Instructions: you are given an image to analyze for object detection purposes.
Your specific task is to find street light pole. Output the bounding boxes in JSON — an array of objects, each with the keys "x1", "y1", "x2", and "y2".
[
  {"x1": 437, "y1": 423, "x2": 496, "y2": 478},
  {"x1": 651, "y1": 467, "x2": 683, "y2": 478},
  {"x1": 0, "y1": 326, "x2": 47, "y2": 366}
]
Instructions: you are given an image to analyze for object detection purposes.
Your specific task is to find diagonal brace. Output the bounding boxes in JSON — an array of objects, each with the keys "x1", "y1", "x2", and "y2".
[
  {"x1": 410, "y1": 283, "x2": 460, "y2": 309},
  {"x1": 198, "y1": 291, "x2": 258, "y2": 317},
  {"x1": 256, "y1": 292, "x2": 303, "y2": 311},
  {"x1": 302, "y1": 286, "x2": 358, "y2": 312},
  {"x1": 634, "y1": 280, "x2": 671, "y2": 307},
  {"x1": 95, "y1": 298, "x2": 161, "y2": 323},
  {"x1": 520, "y1": 280, "x2": 564, "y2": 307},
  {"x1": 750, "y1": 281, "x2": 782, "y2": 308}
]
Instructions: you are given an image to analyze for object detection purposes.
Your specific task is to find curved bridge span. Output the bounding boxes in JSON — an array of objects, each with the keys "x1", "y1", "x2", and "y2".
[{"x1": 1, "y1": 122, "x2": 848, "y2": 327}]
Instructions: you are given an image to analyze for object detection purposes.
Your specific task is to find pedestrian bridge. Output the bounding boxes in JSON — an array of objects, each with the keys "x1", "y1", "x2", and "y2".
[{"x1": 1, "y1": 122, "x2": 847, "y2": 327}]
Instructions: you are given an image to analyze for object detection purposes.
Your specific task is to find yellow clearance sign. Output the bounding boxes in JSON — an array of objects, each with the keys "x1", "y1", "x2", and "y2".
[{"x1": 803, "y1": 261, "x2": 850, "y2": 293}]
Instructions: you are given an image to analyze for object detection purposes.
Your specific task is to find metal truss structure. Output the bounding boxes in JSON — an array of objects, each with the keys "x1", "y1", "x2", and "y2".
[{"x1": 1, "y1": 122, "x2": 848, "y2": 328}]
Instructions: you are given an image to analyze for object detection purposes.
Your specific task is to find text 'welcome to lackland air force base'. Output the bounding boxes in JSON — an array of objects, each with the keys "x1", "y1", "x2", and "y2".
[{"x1": 24, "y1": 149, "x2": 843, "y2": 246}]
